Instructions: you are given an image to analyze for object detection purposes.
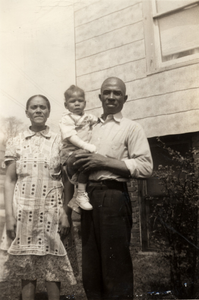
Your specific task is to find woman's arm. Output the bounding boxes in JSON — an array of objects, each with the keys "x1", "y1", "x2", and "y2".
[
  {"x1": 4, "y1": 161, "x2": 17, "y2": 239},
  {"x1": 62, "y1": 166, "x2": 74, "y2": 213},
  {"x1": 59, "y1": 166, "x2": 73, "y2": 239}
]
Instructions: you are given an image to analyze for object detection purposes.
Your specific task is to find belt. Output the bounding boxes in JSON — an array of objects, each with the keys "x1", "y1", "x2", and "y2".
[{"x1": 88, "y1": 180, "x2": 127, "y2": 190}]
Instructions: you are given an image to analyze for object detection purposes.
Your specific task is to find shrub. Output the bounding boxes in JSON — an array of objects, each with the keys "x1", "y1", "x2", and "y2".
[{"x1": 150, "y1": 138, "x2": 199, "y2": 298}]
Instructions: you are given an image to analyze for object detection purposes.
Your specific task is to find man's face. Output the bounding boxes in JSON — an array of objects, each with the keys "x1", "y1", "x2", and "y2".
[{"x1": 99, "y1": 78, "x2": 128, "y2": 118}]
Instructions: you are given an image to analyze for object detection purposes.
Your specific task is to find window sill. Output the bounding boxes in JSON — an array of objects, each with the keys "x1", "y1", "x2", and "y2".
[{"x1": 147, "y1": 56, "x2": 199, "y2": 76}]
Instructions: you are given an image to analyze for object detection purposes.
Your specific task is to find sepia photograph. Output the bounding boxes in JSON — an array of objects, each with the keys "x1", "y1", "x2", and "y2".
[{"x1": 0, "y1": 0, "x2": 199, "y2": 299}]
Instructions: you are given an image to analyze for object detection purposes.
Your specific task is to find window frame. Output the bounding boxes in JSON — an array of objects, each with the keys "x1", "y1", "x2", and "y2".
[{"x1": 143, "y1": 0, "x2": 199, "y2": 74}]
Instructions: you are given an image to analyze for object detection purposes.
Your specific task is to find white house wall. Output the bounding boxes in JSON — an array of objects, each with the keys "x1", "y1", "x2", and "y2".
[{"x1": 74, "y1": 0, "x2": 199, "y2": 138}]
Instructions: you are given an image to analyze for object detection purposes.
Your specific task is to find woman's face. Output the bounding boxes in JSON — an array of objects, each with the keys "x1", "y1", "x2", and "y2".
[{"x1": 26, "y1": 96, "x2": 50, "y2": 129}]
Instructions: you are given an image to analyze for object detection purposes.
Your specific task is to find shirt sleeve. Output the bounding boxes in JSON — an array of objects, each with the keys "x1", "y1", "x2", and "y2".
[
  {"x1": 59, "y1": 115, "x2": 77, "y2": 140},
  {"x1": 123, "y1": 123, "x2": 153, "y2": 178},
  {"x1": 4, "y1": 136, "x2": 18, "y2": 164}
]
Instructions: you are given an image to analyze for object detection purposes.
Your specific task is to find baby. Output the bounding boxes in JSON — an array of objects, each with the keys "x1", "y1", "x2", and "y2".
[{"x1": 59, "y1": 85, "x2": 98, "y2": 213}]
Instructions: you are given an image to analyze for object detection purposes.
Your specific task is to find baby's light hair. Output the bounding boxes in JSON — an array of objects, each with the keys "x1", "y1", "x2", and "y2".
[{"x1": 64, "y1": 85, "x2": 85, "y2": 101}]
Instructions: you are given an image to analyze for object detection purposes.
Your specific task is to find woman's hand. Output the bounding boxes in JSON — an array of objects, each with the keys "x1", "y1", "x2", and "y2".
[
  {"x1": 59, "y1": 208, "x2": 71, "y2": 239},
  {"x1": 6, "y1": 215, "x2": 16, "y2": 240}
]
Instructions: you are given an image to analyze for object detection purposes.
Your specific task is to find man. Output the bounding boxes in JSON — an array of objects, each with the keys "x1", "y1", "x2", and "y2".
[{"x1": 74, "y1": 77, "x2": 153, "y2": 299}]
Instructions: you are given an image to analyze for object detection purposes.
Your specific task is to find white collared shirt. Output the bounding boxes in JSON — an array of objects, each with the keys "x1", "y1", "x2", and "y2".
[{"x1": 89, "y1": 112, "x2": 153, "y2": 181}]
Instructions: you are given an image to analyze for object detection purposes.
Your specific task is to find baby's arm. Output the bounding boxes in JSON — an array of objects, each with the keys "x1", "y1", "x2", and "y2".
[
  {"x1": 68, "y1": 135, "x2": 96, "y2": 153},
  {"x1": 60, "y1": 114, "x2": 97, "y2": 152}
]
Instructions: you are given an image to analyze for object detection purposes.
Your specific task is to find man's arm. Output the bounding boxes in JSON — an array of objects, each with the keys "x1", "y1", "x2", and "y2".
[
  {"x1": 123, "y1": 123, "x2": 153, "y2": 178},
  {"x1": 74, "y1": 122, "x2": 153, "y2": 179},
  {"x1": 73, "y1": 153, "x2": 131, "y2": 178}
]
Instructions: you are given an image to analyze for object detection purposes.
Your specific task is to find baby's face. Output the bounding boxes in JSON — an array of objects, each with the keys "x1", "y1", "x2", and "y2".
[{"x1": 65, "y1": 91, "x2": 86, "y2": 115}]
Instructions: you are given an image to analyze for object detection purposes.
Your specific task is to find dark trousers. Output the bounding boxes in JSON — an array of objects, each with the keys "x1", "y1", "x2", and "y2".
[{"x1": 81, "y1": 181, "x2": 134, "y2": 300}]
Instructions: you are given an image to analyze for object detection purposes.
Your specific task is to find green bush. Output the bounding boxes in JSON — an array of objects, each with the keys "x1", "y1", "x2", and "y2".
[{"x1": 150, "y1": 139, "x2": 199, "y2": 298}]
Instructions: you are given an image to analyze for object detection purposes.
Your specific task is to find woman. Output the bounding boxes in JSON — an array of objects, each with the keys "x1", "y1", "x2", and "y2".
[{"x1": 0, "y1": 95, "x2": 76, "y2": 300}]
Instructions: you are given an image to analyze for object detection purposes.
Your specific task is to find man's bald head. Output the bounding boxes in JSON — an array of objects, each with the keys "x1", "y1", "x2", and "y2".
[
  {"x1": 99, "y1": 77, "x2": 128, "y2": 118},
  {"x1": 100, "y1": 77, "x2": 126, "y2": 95}
]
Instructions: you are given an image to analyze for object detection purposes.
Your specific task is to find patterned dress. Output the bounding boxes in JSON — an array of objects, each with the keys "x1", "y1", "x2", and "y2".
[{"x1": 0, "y1": 127, "x2": 76, "y2": 284}]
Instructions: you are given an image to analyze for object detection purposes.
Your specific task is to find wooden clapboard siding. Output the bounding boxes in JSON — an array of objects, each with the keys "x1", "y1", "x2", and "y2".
[
  {"x1": 86, "y1": 106, "x2": 102, "y2": 116},
  {"x1": 75, "y1": 2, "x2": 143, "y2": 43},
  {"x1": 76, "y1": 40, "x2": 145, "y2": 76},
  {"x1": 74, "y1": 0, "x2": 199, "y2": 137},
  {"x1": 122, "y1": 89, "x2": 199, "y2": 120},
  {"x1": 76, "y1": 22, "x2": 143, "y2": 60},
  {"x1": 125, "y1": 63, "x2": 199, "y2": 100},
  {"x1": 77, "y1": 59, "x2": 146, "y2": 93},
  {"x1": 80, "y1": 63, "x2": 199, "y2": 113},
  {"x1": 138, "y1": 110, "x2": 199, "y2": 137},
  {"x1": 75, "y1": 0, "x2": 141, "y2": 26}
]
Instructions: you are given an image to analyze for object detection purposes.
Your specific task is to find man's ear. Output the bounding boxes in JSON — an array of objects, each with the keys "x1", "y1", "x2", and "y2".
[
  {"x1": 64, "y1": 102, "x2": 67, "y2": 109},
  {"x1": 99, "y1": 94, "x2": 102, "y2": 101},
  {"x1": 124, "y1": 95, "x2": 128, "y2": 103}
]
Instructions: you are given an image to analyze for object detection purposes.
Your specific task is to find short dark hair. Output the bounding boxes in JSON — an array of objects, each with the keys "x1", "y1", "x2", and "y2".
[
  {"x1": 64, "y1": 85, "x2": 85, "y2": 101},
  {"x1": 26, "y1": 95, "x2": 51, "y2": 111}
]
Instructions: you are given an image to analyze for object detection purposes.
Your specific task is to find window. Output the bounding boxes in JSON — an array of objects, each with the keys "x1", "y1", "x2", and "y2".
[
  {"x1": 141, "y1": 133, "x2": 193, "y2": 251},
  {"x1": 143, "y1": 0, "x2": 199, "y2": 73}
]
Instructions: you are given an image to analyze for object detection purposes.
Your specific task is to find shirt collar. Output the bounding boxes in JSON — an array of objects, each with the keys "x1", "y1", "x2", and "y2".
[
  {"x1": 24, "y1": 126, "x2": 51, "y2": 139},
  {"x1": 100, "y1": 111, "x2": 123, "y2": 123}
]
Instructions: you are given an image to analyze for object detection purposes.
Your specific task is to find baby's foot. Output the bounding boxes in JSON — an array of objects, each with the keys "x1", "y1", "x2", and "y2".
[
  {"x1": 76, "y1": 192, "x2": 93, "y2": 210},
  {"x1": 68, "y1": 197, "x2": 81, "y2": 214}
]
